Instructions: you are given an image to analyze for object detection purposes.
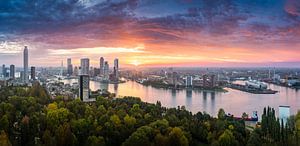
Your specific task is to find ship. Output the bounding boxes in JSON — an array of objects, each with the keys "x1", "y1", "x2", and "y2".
[{"x1": 226, "y1": 111, "x2": 258, "y2": 122}]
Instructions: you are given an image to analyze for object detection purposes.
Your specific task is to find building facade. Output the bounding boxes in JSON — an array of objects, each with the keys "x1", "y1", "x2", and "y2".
[
  {"x1": 31, "y1": 66, "x2": 36, "y2": 80},
  {"x1": 104, "y1": 61, "x2": 109, "y2": 80},
  {"x1": 100, "y1": 57, "x2": 104, "y2": 75},
  {"x1": 186, "y1": 76, "x2": 193, "y2": 87},
  {"x1": 67, "y1": 58, "x2": 73, "y2": 76},
  {"x1": 23, "y1": 46, "x2": 29, "y2": 83},
  {"x1": 80, "y1": 58, "x2": 90, "y2": 75},
  {"x1": 10, "y1": 65, "x2": 15, "y2": 79},
  {"x1": 79, "y1": 75, "x2": 90, "y2": 101}
]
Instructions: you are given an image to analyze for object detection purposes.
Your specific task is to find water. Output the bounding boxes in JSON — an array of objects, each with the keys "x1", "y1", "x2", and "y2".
[{"x1": 63, "y1": 79, "x2": 300, "y2": 117}]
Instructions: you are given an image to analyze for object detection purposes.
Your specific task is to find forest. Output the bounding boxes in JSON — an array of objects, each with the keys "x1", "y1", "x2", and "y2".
[{"x1": 0, "y1": 82, "x2": 299, "y2": 146}]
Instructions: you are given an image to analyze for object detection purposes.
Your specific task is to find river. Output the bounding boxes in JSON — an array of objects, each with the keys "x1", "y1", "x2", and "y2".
[{"x1": 63, "y1": 79, "x2": 300, "y2": 117}]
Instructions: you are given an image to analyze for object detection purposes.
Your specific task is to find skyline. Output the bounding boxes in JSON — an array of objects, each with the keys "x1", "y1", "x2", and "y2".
[{"x1": 0, "y1": 0, "x2": 300, "y2": 67}]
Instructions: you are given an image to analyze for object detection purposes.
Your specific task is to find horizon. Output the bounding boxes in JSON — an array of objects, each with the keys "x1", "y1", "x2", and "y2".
[{"x1": 0, "y1": 0, "x2": 300, "y2": 67}]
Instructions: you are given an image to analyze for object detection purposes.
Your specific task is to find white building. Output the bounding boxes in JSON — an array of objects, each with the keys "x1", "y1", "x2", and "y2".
[
  {"x1": 186, "y1": 76, "x2": 193, "y2": 87},
  {"x1": 279, "y1": 106, "x2": 290, "y2": 125}
]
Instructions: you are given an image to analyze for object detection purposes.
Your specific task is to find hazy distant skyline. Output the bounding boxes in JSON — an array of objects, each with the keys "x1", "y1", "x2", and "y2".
[{"x1": 0, "y1": 0, "x2": 300, "y2": 67}]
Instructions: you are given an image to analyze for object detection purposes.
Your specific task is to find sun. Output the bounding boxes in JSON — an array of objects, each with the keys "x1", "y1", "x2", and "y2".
[{"x1": 131, "y1": 60, "x2": 141, "y2": 66}]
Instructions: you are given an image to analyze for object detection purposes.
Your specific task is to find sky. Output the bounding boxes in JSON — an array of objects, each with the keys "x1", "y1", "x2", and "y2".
[{"x1": 0, "y1": 0, "x2": 300, "y2": 68}]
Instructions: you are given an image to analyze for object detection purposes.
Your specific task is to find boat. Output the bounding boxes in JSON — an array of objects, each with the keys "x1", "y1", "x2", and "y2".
[{"x1": 226, "y1": 111, "x2": 258, "y2": 122}]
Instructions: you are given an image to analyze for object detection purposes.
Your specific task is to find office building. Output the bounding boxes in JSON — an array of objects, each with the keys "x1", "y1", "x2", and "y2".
[
  {"x1": 80, "y1": 58, "x2": 89, "y2": 75},
  {"x1": 10, "y1": 65, "x2": 15, "y2": 79},
  {"x1": 113, "y1": 58, "x2": 119, "y2": 80},
  {"x1": 79, "y1": 75, "x2": 90, "y2": 101},
  {"x1": 94, "y1": 68, "x2": 100, "y2": 76},
  {"x1": 73, "y1": 66, "x2": 78, "y2": 76},
  {"x1": 67, "y1": 58, "x2": 73, "y2": 76},
  {"x1": 23, "y1": 46, "x2": 29, "y2": 83},
  {"x1": 100, "y1": 57, "x2": 104, "y2": 75},
  {"x1": 172, "y1": 72, "x2": 179, "y2": 87},
  {"x1": 2, "y1": 64, "x2": 5, "y2": 77},
  {"x1": 186, "y1": 76, "x2": 193, "y2": 87},
  {"x1": 203, "y1": 74, "x2": 209, "y2": 87},
  {"x1": 31, "y1": 66, "x2": 36, "y2": 80},
  {"x1": 210, "y1": 74, "x2": 217, "y2": 87},
  {"x1": 104, "y1": 61, "x2": 109, "y2": 80}
]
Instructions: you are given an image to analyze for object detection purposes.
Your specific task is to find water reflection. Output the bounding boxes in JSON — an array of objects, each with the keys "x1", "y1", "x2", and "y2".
[
  {"x1": 210, "y1": 92, "x2": 216, "y2": 115},
  {"x1": 186, "y1": 89, "x2": 192, "y2": 108},
  {"x1": 63, "y1": 79, "x2": 300, "y2": 117}
]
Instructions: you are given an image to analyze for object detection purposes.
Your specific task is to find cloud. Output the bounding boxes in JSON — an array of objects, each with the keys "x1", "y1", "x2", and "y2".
[
  {"x1": 0, "y1": 0, "x2": 299, "y2": 66},
  {"x1": 285, "y1": 0, "x2": 300, "y2": 16},
  {"x1": 47, "y1": 45, "x2": 145, "y2": 56}
]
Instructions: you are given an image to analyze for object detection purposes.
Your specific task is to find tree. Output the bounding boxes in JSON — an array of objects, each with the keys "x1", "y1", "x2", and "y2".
[
  {"x1": 168, "y1": 127, "x2": 189, "y2": 146},
  {"x1": 247, "y1": 130, "x2": 261, "y2": 146},
  {"x1": 218, "y1": 109, "x2": 226, "y2": 120},
  {"x1": 42, "y1": 130, "x2": 56, "y2": 146},
  {"x1": 28, "y1": 82, "x2": 49, "y2": 104},
  {"x1": 86, "y1": 136, "x2": 105, "y2": 146},
  {"x1": 0, "y1": 130, "x2": 12, "y2": 146},
  {"x1": 124, "y1": 114, "x2": 136, "y2": 127},
  {"x1": 46, "y1": 108, "x2": 70, "y2": 130},
  {"x1": 122, "y1": 126, "x2": 153, "y2": 146},
  {"x1": 55, "y1": 123, "x2": 77, "y2": 146},
  {"x1": 47, "y1": 103, "x2": 58, "y2": 111},
  {"x1": 218, "y1": 129, "x2": 237, "y2": 146},
  {"x1": 0, "y1": 115, "x2": 9, "y2": 132},
  {"x1": 110, "y1": 114, "x2": 121, "y2": 127}
]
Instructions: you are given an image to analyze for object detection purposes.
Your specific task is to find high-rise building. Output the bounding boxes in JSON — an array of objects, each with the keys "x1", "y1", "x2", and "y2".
[
  {"x1": 10, "y1": 65, "x2": 15, "y2": 79},
  {"x1": 114, "y1": 58, "x2": 119, "y2": 80},
  {"x1": 79, "y1": 75, "x2": 90, "y2": 101},
  {"x1": 23, "y1": 46, "x2": 29, "y2": 83},
  {"x1": 104, "y1": 61, "x2": 109, "y2": 80},
  {"x1": 2, "y1": 64, "x2": 5, "y2": 78},
  {"x1": 203, "y1": 74, "x2": 209, "y2": 87},
  {"x1": 94, "y1": 68, "x2": 100, "y2": 76},
  {"x1": 60, "y1": 60, "x2": 64, "y2": 77},
  {"x1": 80, "y1": 58, "x2": 89, "y2": 75},
  {"x1": 73, "y1": 66, "x2": 78, "y2": 76},
  {"x1": 31, "y1": 66, "x2": 36, "y2": 80},
  {"x1": 67, "y1": 58, "x2": 73, "y2": 76},
  {"x1": 114, "y1": 58, "x2": 119, "y2": 69},
  {"x1": 186, "y1": 76, "x2": 193, "y2": 87},
  {"x1": 210, "y1": 74, "x2": 217, "y2": 87},
  {"x1": 172, "y1": 72, "x2": 179, "y2": 87},
  {"x1": 100, "y1": 57, "x2": 104, "y2": 75}
]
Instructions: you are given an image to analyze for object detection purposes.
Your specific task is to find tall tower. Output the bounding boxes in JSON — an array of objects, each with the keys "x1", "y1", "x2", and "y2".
[
  {"x1": 2, "y1": 64, "x2": 5, "y2": 78},
  {"x1": 80, "y1": 58, "x2": 89, "y2": 75},
  {"x1": 23, "y1": 46, "x2": 29, "y2": 83},
  {"x1": 60, "y1": 60, "x2": 64, "y2": 77},
  {"x1": 104, "y1": 61, "x2": 109, "y2": 80},
  {"x1": 67, "y1": 58, "x2": 73, "y2": 76},
  {"x1": 100, "y1": 57, "x2": 104, "y2": 75},
  {"x1": 79, "y1": 74, "x2": 90, "y2": 101},
  {"x1": 31, "y1": 66, "x2": 36, "y2": 80},
  {"x1": 10, "y1": 65, "x2": 15, "y2": 79},
  {"x1": 114, "y1": 58, "x2": 119, "y2": 80}
]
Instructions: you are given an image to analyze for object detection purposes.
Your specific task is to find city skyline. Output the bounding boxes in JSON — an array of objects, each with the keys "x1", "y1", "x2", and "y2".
[{"x1": 0, "y1": 0, "x2": 300, "y2": 67}]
